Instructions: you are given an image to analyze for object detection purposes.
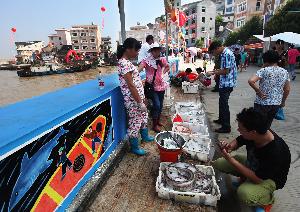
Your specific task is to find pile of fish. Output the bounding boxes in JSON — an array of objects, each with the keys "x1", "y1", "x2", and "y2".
[
  {"x1": 183, "y1": 138, "x2": 210, "y2": 154},
  {"x1": 162, "y1": 163, "x2": 213, "y2": 194},
  {"x1": 156, "y1": 131, "x2": 186, "y2": 150}
]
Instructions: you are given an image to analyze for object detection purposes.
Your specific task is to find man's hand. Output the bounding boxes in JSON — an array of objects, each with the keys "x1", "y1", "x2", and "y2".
[
  {"x1": 221, "y1": 147, "x2": 232, "y2": 161},
  {"x1": 256, "y1": 90, "x2": 267, "y2": 99},
  {"x1": 280, "y1": 102, "x2": 285, "y2": 108}
]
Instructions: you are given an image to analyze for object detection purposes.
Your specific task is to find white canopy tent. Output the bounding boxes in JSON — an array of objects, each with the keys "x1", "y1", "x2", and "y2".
[{"x1": 271, "y1": 32, "x2": 300, "y2": 46}]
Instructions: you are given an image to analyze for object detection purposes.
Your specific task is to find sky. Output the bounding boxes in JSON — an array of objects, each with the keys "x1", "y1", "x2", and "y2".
[{"x1": 0, "y1": 0, "x2": 167, "y2": 59}]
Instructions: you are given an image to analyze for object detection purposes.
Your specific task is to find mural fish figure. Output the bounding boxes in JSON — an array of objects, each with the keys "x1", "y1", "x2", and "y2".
[{"x1": 9, "y1": 126, "x2": 69, "y2": 210}]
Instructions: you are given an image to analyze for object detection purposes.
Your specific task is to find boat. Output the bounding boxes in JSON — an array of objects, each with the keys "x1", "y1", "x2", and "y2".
[
  {"x1": 0, "y1": 64, "x2": 31, "y2": 71},
  {"x1": 16, "y1": 63, "x2": 92, "y2": 77}
]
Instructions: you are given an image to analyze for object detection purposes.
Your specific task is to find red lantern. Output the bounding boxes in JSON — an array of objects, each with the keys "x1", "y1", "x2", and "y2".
[
  {"x1": 100, "y1": 6, "x2": 106, "y2": 12},
  {"x1": 178, "y1": 11, "x2": 187, "y2": 27},
  {"x1": 11, "y1": 27, "x2": 17, "y2": 33}
]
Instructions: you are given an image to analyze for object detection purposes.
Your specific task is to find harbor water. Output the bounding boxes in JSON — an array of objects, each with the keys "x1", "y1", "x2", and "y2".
[{"x1": 0, "y1": 67, "x2": 116, "y2": 107}]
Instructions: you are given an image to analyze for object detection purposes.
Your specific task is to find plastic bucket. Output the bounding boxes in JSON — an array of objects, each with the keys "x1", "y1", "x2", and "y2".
[
  {"x1": 155, "y1": 131, "x2": 186, "y2": 162},
  {"x1": 156, "y1": 143, "x2": 182, "y2": 162}
]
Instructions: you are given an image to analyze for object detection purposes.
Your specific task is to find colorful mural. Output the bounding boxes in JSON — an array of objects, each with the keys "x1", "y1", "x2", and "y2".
[{"x1": 0, "y1": 99, "x2": 113, "y2": 211}]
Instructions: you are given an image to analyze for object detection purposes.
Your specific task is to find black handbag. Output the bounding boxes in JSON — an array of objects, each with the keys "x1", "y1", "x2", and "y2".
[{"x1": 144, "y1": 60, "x2": 160, "y2": 99}]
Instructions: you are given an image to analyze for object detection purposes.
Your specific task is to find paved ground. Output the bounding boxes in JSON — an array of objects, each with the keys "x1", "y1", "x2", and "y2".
[
  {"x1": 87, "y1": 59, "x2": 300, "y2": 212},
  {"x1": 200, "y1": 63, "x2": 300, "y2": 212}
]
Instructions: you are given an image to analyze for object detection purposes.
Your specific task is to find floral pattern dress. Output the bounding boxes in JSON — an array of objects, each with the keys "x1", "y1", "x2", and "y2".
[{"x1": 118, "y1": 58, "x2": 148, "y2": 138}]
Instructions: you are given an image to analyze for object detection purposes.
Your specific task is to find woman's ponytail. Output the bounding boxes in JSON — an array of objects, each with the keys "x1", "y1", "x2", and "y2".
[{"x1": 117, "y1": 45, "x2": 125, "y2": 59}]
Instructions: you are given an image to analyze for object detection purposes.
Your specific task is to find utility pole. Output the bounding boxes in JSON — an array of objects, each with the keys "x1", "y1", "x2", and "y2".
[{"x1": 165, "y1": 10, "x2": 169, "y2": 62}]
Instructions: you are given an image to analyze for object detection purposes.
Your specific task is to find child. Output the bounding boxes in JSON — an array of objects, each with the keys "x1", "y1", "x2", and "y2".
[{"x1": 195, "y1": 67, "x2": 211, "y2": 87}]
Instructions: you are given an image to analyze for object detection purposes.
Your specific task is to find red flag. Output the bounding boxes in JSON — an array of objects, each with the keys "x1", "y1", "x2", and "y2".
[{"x1": 178, "y1": 11, "x2": 187, "y2": 27}]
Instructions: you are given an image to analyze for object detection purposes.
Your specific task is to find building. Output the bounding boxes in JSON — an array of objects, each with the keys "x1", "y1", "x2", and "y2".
[
  {"x1": 100, "y1": 36, "x2": 112, "y2": 59},
  {"x1": 15, "y1": 41, "x2": 45, "y2": 63},
  {"x1": 234, "y1": 0, "x2": 266, "y2": 29},
  {"x1": 264, "y1": 0, "x2": 286, "y2": 15},
  {"x1": 225, "y1": 0, "x2": 235, "y2": 15},
  {"x1": 48, "y1": 29, "x2": 72, "y2": 50},
  {"x1": 119, "y1": 24, "x2": 159, "y2": 44},
  {"x1": 182, "y1": 0, "x2": 216, "y2": 47},
  {"x1": 70, "y1": 24, "x2": 101, "y2": 55}
]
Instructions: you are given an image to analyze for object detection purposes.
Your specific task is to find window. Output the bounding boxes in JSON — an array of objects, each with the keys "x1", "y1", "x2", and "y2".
[
  {"x1": 50, "y1": 37, "x2": 53, "y2": 40},
  {"x1": 192, "y1": 29, "x2": 196, "y2": 34},
  {"x1": 226, "y1": 7, "x2": 233, "y2": 13},
  {"x1": 201, "y1": 27, "x2": 205, "y2": 32},
  {"x1": 91, "y1": 46, "x2": 97, "y2": 50},
  {"x1": 237, "y1": 2, "x2": 247, "y2": 13},
  {"x1": 210, "y1": 17, "x2": 213, "y2": 20},
  {"x1": 73, "y1": 40, "x2": 79, "y2": 44},
  {"x1": 236, "y1": 18, "x2": 246, "y2": 27},
  {"x1": 192, "y1": 8, "x2": 196, "y2": 14},
  {"x1": 191, "y1": 38, "x2": 195, "y2": 43},
  {"x1": 59, "y1": 37, "x2": 61, "y2": 40},
  {"x1": 202, "y1": 17, "x2": 205, "y2": 23},
  {"x1": 73, "y1": 46, "x2": 79, "y2": 50},
  {"x1": 192, "y1": 18, "x2": 196, "y2": 24},
  {"x1": 80, "y1": 33, "x2": 87, "y2": 37},
  {"x1": 227, "y1": 0, "x2": 233, "y2": 5},
  {"x1": 210, "y1": 27, "x2": 212, "y2": 30},
  {"x1": 82, "y1": 46, "x2": 88, "y2": 50},
  {"x1": 177, "y1": 2, "x2": 180, "y2": 6},
  {"x1": 90, "y1": 32, "x2": 95, "y2": 37},
  {"x1": 202, "y1": 6, "x2": 206, "y2": 12},
  {"x1": 82, "y1": 40, "x2": 88, "y2": 44},
  {"x1": 256, "y1": 0, "x2": 261, "y2": 11},
  {"x1": 71, "y1": 33, "x2": 78, "y2": 37},
  {"x1": 201, "y1": 37, "x2": 205, "y2": 42},
  {"x1": 90, "y1": 39, "x2": 95, "y2": 43}
]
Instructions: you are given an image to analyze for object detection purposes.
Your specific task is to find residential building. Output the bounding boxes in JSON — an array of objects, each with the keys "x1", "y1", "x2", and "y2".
[
  {"x1": 182, "y1": 0, "x2": 216, "y2": 47},
  {"x1": 100, "y1": 36, "x2": 112, "y2": 59},
  {"x1": 214, "y1": 0, "x2": 225, "y2": 15},
  {"x1": 264, "y1": 0, "x2": 286, "y2": 15},
  {"x1": 234, "y1": 0, "x2": 266, "y2": 29},
  {"x1": 48, "y1": 29, "x2": 71, "y2": 50},
  {"x1": 70, "y1": 24, "x2": 101, "y2": 55},
  {"x1": 15, "y1": 41, "x2": 45, "y2": 63},
  {"x1": 225, "y1": 0, "x2": 235, "y2": 15},
  {"x1": 119, "y1": 24, "x2": 159, "y2": 44}
]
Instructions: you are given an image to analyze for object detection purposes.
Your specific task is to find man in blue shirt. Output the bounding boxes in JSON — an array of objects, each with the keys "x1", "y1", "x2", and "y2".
[{"x1": 208, "y1": 41, "x2": 237, "y2": 133}]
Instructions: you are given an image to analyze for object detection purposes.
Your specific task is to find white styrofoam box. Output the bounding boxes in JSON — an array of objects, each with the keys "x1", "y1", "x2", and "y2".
[
  {"x1": 175, "y1": 102, "x2": 202, "y2": 114},
  {"x1": 156, "y1": 162, "x2": 221, "y2": 206},
  {"x1": 172, "y1": 122, "x2": 209, "y2": 138},
  {"x1": 172, "y1": 111, "x2": 206, "y2": 125},
  {"x1": 182, "y1": 81, "x2": 199, "y2": 94},
  {"x1": 182, "y1": 135, "x2": 211, "y2": 162}
]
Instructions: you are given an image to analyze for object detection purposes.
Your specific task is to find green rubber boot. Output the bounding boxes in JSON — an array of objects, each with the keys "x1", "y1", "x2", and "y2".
[
  {"x1": 130, "y1": 137, "x2": 146, "y2": 156},
  {"x1": 140, "y1": 128, "x2": 154, "y2": 143}
]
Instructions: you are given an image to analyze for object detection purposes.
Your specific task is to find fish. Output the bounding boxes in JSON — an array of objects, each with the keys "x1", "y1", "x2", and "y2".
[{"x1": 9, "y1": 126, "x2": 68, "y2": 210}]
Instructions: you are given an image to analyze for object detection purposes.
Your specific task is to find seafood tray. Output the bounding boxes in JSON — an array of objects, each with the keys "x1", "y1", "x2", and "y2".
[
  {"x1": 175, "y1": 102, "x2": 202, "y2": 114},
  {"x1": 182, "y1": 81, "x2": 199, "y2": 94},
  {"x1": 172, "y1": 111, "x2": 206, "y2": 125},
  {"x1": 155, "y1": 131, "x2": 186, "y2": 150},
  {"x1": 156, "y1": 162, "x2": 221, "y2": 206},
  {"x1": 182, "y1": 135, "x2": 211, "y2": 162},
  {"x1": 172, "y1": 122, "x2": 209, "y2": 138}
]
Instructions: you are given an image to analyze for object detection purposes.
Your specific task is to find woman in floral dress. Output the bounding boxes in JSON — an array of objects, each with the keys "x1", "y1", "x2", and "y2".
[{"x1": 117, "y1": 38, "x2": 154, "y2": 156}]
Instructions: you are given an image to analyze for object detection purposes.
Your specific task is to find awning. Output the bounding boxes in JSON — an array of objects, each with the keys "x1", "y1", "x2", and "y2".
[
  {"x1": 271, "y1": 32, "x2": 300, "y2": 45},
  {"x1": 253, "y1": 35, "x2": 275, "y2": 42}
]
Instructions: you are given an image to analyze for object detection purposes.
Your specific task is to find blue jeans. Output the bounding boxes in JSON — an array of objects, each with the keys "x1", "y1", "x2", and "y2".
[
  {"x1": 288, "y1": 64, "x2": 296, "y2": 78},
  {"x1": 151, "y1": 91, "x2": 165, "y2": 119}
]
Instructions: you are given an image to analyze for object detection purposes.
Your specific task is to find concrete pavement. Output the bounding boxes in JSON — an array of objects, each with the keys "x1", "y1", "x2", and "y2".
[{"x1": 201, "y1": 63, "x2": 300, "y2": 212}]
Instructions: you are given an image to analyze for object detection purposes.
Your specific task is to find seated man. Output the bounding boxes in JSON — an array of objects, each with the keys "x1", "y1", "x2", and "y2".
[{"x1": 213, "y1": 107, "x2": 291, "y2": 211}]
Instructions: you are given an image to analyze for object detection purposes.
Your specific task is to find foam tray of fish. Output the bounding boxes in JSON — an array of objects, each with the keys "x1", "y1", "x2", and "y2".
[
  {"x1": 156, "y1": 162, "x2": 221, "y2": 206},
  {"x1": 182, "y1": 82, "x2": 199, "y2": 94},
  {"x1": 182, "y1": 135, "x2": 211, "y2": 162},
  {"x1": 173, "y1": 111, "x2": 206, "y2": 125},
  {"x1": 175, "y1": 102, "x2": 202, "y2": 114},
  {"x1": 172, "y1": 122, "x2": 209, "y2": 138}
]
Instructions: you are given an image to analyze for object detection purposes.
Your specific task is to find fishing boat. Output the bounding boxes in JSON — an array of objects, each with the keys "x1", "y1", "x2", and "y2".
[
  {"x1": 16, "y1": 63, "x2": 92, "y2": 77},
  {"x1": 0, "y1": 64, "x2": 31, "y2": 71}
]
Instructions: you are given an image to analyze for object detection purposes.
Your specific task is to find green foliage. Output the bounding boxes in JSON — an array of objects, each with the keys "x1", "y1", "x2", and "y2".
[
  {"x1": 195, "y1": 39, "x2": 204, "y2": 48},
  {"x1": 215, "y1": 15, "x2": 224, "y2": 27},
  {"x1": 264, "y1": 0, "x2": 300, "y2": 36},
  {"x1": 224, "y1": 16, "x2": 263, "y2": 46}
]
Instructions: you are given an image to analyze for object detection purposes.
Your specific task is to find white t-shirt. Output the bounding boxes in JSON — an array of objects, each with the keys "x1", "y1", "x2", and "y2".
[{"x1": 138, "y1": 42, "x2": 150, "y2": 63}]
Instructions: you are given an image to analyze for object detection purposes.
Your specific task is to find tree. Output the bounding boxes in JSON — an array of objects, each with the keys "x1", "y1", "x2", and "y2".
[
  {"x1": 224, "y1": 16, "x2": 263, "y2": 46},
  {"x1": 215, "y1": 15, "x2": 224, "y2": 27},
  {"x1": 264, "y1": 0, "x2": 300, "y2": 36},
  {"x1": 195, "y1": 39, "x2": 204, "y2": 48},
  {"x1": 118, "y1": 0, "x2": 126, "y2": 44}
]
